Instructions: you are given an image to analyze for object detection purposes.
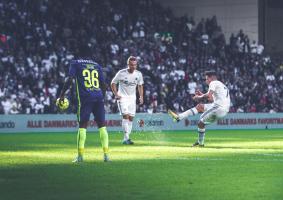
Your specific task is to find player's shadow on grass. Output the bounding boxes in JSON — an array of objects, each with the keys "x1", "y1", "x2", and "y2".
[
  {"x1": 0, "y1": 158, "x2": 209, "y2": 200},
  {"x1": 0, "y1": 144, "x2": 74, "y2": 151},
  {"x1": 110, "y1": 140, "x2": 193, "y2": 147}
]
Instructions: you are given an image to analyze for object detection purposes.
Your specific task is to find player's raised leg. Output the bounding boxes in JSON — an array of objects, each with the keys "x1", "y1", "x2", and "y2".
[
  {"x1": 168, "y1": 109, "x2": 180, "y2": 122},
  {"x1": 168, "y1": 106, "x2": 199, "y2": 122},
  {"x1": 178, "y1": 107, "x2": 199, "y2": 120}
]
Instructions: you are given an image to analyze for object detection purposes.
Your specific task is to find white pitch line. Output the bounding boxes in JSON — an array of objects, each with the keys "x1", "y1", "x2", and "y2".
[
  {"x1": 257, "y1": 153, "x2": 283, "y2": 157},
  {"x1": 160, "y1": 157, "x2": 283, "y2": 162}
]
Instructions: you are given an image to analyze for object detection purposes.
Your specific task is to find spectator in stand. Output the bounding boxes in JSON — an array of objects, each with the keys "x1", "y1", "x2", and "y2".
[{"x1": 0, "y1": 0, "x2": 281, "y2": 114}]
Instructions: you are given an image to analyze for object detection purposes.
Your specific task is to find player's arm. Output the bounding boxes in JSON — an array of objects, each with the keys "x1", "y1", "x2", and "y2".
[
  {"x1": 110, "y1": 72, "x2": 121, "y2": 100},
  {"x1": 110, "y1": 82, "x2": 121, "y2": 100},
  {"x1": 138, "y1": 84, "x2": 144, "y2": 105},
  {"x1": 59, "y1": 77, "x2": 73, "y2": 103},
  {"x1": 193, "y1": 90, "x2": 213, "y2": 101},
  {"x1": 100, "y1": 82, "x2": 107, "y2": 97},
  {"x1": 98, "y1": 67, "x2": 107, "y2": 97},
  {"x1": 138, "y1": 72, "x2": 144, "y2": 105},
  {"x1": 58, "y1": 60, "x2": 76, "y2": 104}
]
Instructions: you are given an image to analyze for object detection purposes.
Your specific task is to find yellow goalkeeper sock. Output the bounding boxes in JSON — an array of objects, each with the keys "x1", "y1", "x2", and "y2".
[
  {"x1": 77, "y1": 128, "x2": 86, "y2": 156},
  {"x1": 99, "y1": 126, "x2": 109, "y2": 154}
]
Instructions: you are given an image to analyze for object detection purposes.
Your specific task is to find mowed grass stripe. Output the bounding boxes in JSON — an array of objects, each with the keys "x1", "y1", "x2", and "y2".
[{"x1": 0, "y1": 129, "x2": 282, "y2": 200}]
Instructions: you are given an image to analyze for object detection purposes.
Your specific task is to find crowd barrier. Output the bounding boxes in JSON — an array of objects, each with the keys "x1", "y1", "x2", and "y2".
[{"x1": 0, "y1": 113, "x2": 283, "y2": 133}]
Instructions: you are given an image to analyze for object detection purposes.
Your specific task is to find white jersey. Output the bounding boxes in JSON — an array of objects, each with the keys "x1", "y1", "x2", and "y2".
[
  {"x1": 208, "y1": 80, "x2": 230, "y2": 109},
  {"x1": 111, "y1": 68, "x2": 144, "y2": 99}
]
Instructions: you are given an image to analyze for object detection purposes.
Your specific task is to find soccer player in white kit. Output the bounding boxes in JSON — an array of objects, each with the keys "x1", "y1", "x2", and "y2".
[
  {"x1": 168, "y1": 70, "x2": 230, "y2": 147},
  {"x1": 111, "y1": 56, "x2": 144, "y2": 144}
]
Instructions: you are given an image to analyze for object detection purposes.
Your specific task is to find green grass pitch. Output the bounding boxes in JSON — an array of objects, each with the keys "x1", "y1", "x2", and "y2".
[{"x1": 0, "y1": 129, "x2": 283, "y2": 200}]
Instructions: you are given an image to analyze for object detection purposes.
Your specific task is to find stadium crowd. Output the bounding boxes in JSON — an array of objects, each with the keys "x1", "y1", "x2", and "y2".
[{"x1": 1, "y1": 0, "x2": 283, "y2": 114}]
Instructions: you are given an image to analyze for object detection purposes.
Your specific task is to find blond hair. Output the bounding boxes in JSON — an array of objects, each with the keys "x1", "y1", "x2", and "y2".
[{"x1": 127, "y1": 56, "x2": 137, "y2": 65}]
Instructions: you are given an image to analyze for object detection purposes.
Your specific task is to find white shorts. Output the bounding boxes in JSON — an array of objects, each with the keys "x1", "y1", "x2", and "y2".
[
  {"x1": 200, "y1": 103, "x2": 229, "y2": 125},
  {"x1": 117, "y1": 98, "x2": 136, "y2": 117}
]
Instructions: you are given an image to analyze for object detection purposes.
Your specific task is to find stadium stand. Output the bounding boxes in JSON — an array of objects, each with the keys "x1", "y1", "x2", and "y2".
[{"x1": 0, "y1": 0, "x2": 283, "y2": 114}]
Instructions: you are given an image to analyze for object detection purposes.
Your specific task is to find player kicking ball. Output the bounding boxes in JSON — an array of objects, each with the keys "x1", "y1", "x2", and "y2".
[
  {"x1": 58, "y1": 53, "x2": 110, "y2": 162},
  {"x1": 168, "y1": 70, "x2": 230, "y2": 147},
  {"x1": 111, "y1": 56, "x2": 144, "y2": 145}
]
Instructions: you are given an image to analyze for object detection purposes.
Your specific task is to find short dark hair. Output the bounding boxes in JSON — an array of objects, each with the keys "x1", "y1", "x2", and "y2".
[
  {"x1": 204, "y1": 70, "x2": 217, "y2": 77},
  {"x1": 76, "y1": 44, "x2": 93, "y2": 59}
]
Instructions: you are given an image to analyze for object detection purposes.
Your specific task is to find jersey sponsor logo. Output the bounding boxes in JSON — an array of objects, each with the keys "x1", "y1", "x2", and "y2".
[
  {"x1": 77, "y1": 59, "x2": 97, "y2": 64},
  {"x1": 122, "y1": 80, "x2": 137, "y2": 86}
]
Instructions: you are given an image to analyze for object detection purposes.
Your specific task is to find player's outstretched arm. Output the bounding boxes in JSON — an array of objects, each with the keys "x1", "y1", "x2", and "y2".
[
  {"x1": 195, "y1": 89, "x2": 203, "y2": 96},
  {"x1": 193, "y1": 90, "x2": 213, "y2": 101}
]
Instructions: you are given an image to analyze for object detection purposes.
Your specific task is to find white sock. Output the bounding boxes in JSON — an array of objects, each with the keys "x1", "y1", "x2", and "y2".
[
  {"x1": 122, "y1": 119, "x2": 129, "y2": 141},
  {"x1": 179, "y1": 107, "x2": 198, "y2": 120},
  {"x1": 128, "y1": 120, "x2": 133, "y2": 138},
  {"x1": 198, "y1": 128, "x2": 206, "y2": 145}
]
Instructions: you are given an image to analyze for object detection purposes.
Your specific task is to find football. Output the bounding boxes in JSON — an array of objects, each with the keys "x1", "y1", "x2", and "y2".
[{"x1": 56, "y1": 98, "x2": 69, "y2": 110}]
